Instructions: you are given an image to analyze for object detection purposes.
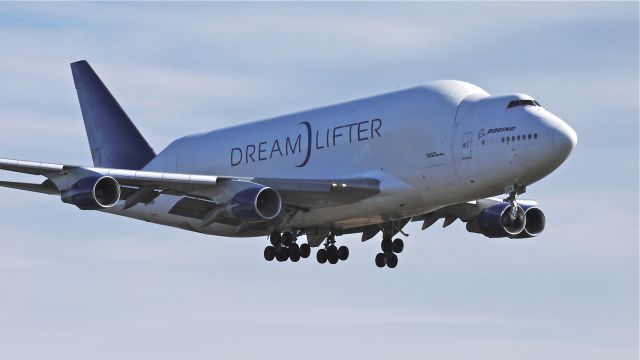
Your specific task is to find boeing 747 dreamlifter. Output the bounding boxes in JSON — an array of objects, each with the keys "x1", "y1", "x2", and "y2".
[{"x1": 0, "y1": 61, "x2": 577, "y2": 268}]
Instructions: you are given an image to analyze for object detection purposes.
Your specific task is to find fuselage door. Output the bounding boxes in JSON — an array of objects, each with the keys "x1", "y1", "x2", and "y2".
[{"x1": 462, "y1": 132, "x2": 473, "y2": 159}]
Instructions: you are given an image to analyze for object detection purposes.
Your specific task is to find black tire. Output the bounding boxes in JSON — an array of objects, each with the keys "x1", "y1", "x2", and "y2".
[
  {"x1": 290, "y1": 251, "x2": 300, "y2": 262},
  {"x1": 289, "y1": 243, "x2": 300, "y2": 258},
  {"x1": 270, "y1": 231, "x2": 282, "y2": 246},
  {"x1": 327, "y1": 245, "x2": 339, "y2": 264},
  {"x1": 375, "y1": 253, "x2": 386, "y2": 268},
  {"x1": 276, "y1": 248, "x2": 289, "y2": 262},
  {"x1": 299, "y1": 243, "x2": 311, "y2": 258},
  {"x1": 327, "y1": 245, "x2": 338, "y2": 261},
  {"x1": 264, "y1": 246, "x2": 275, "y2": 261},
  {"x1": 381, "y1": 237, "x2": 392, "y2": 252},
  {"x1": 338, "y1": 246, "x2": 349, "y2": 261},
  {"x1": 317, "y1": 249, "x2": 328, "y2": 264},
  {"x1": 387, "y1": 253, "x2": 398, "y2": 268},
  {"x1": 282, "y1": 232, "x2": 295, "y2": 246},
  {"x1": 392, "y1": 238, "x2": 404, "y2": 254}
]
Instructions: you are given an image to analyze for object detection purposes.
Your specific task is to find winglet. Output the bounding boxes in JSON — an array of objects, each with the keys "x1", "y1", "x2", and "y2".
[{"x1": 71, "y1": 60, "x2": 156, "y2": 170}]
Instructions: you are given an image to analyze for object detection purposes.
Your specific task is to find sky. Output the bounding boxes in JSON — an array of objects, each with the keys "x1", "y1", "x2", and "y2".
[{"x1": 0, "y1": 2, "x2": 637, "y2": 359}]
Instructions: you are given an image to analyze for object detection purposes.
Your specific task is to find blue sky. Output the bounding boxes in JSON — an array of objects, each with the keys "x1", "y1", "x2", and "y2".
[{"x1": 0, "y1": 2, "x2": 637, "y2": 359}]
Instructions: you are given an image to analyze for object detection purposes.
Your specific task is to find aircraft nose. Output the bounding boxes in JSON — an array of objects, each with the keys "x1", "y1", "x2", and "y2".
[{"x1": 552, "y1": 119, "x2": 578, "y2": 157}]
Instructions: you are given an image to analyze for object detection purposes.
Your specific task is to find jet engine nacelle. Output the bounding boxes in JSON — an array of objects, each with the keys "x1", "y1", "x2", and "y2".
[
  {"x1": 466, "y1": 202, "x2": 526, "y2": 238},
  {"x1": 227, "y1": 186, "x2": 282, "y2": 221},
  {"x1": 61, "y1": 176, "x2": 121, "y2": 210},
  {"x1": 511, "y1": 205, "x2": 546, "y2": 238}
]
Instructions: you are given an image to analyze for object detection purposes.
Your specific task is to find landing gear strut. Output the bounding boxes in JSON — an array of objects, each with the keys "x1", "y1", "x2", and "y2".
[
  {"x1": 316, "y1": 233, "x2": 349, "y2": 265},
  {"x1": 504, "y1": 184, "x2": 526, "y2": 225},
  {"x1": 264, "y1": 230, "x2": 311, "y2": 263}
]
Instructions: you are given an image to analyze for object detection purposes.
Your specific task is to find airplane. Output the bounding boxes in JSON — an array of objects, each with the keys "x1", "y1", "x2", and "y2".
[{"x1": 0, "y1": 60, "x2": 577, "y2": 268}]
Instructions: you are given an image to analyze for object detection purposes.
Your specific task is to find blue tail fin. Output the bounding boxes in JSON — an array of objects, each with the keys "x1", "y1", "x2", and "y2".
[{"x1": 71, "y1": 60, "x2": 155, "y2": 170}]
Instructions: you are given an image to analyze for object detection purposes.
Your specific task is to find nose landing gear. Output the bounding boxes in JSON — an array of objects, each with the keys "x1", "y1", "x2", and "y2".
[{"x1": 264, "y1": 230, "x2": 311, "y2": 263}]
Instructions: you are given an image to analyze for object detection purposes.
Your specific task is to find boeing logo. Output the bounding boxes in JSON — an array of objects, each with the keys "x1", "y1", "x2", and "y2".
[
  {"x1": 478, "y1": 126, "x2": 516, "y2": 139},
  {"x1": 230, "y1": 118, "x2": 383, "y2": 167}
]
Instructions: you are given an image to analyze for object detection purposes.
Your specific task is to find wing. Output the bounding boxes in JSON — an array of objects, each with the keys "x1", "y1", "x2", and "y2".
[
  {"x1": 0, "y1": 158, "x2": 381, "y2": 221},
  {"x1": 411, "y1": 197, "x2": 539, "y2": 230}
]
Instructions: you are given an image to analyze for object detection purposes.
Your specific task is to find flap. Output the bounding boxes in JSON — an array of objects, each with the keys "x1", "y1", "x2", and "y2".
[
  {"x1": 254, "y1": 177, "x2": 380, "y2": 209},
  {"x1": 0, "y1": 180, "x2": 59, "y2": 195}
]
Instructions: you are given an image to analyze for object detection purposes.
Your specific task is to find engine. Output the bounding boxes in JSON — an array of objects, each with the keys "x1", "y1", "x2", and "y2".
[
  {"x1": 466, "y1": 202, "x2": 547, "y2": 238},
  {"x1": 227, "y1": 186, "x2": 282, "y2": 221},
  {"x1": 512, "y1": 206, "x2": 546, "y2": 238},
  {"x1": 466, "y1": 202, "x2": 526, "y2": 238},
  {"x1": 61, "y1": 176, "x2": 121, "y2": 210}
]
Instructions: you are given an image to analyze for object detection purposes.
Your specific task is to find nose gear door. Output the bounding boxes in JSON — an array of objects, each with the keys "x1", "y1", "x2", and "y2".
[{"x1": 462, "y1": 132, "x2": 473, "y2": 159}]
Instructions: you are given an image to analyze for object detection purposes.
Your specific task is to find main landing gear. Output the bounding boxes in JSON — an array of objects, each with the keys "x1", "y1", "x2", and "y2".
[
  {"x1": 373, "y1": 220, "x2": 409, "y2": 269},
  {"x1": 264, "y1": 231, "x2": 311, "y2": 263},
  {"x1": 375, "y1": 236, "x2": 404, "y2": 268},
  {"x1": 316, "y1": 233, "x2": 349, "y2": 265}
]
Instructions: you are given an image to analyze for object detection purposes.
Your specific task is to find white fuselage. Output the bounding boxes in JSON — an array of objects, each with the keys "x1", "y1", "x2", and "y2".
[{"x1": 106, "y1": 80, "x2": 576, "y2": 237}]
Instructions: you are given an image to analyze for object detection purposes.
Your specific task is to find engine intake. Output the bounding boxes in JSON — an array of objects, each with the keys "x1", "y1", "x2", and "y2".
[
  {"x1": 466, "y1": 202, "x2": 526, "y2": 238},
  {"x1": 228, "y1": 186, "x2": 282, "y2": 221},
  {"x1": 512, "y1": 206, "x2": 546, "y2": 238},
  {"x1": 61, "y1": 176, "x2": 121, "y2": 210}
]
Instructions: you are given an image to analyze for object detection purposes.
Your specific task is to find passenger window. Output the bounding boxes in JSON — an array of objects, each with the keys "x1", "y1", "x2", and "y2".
[
  {"x1": 534, "y1": 133, "x2": 538, "y2": 139},
  {"x1": 501, "y1": 137, "x2": 505, "y2": 143},
  {"x1": 512, "y1": 136, "x2": 515, "y2": 141},
  {"x1": 517, "y1": 135, "x2": 521, "y2": 141},
  {"x1": 528, "y1": 134, "x2": 532, "y2": 139}
]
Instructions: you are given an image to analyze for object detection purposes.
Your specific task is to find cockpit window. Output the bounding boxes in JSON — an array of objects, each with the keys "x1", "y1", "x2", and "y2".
[{"x1": 507, "y1": 99, "x2": 541, "y2": 108}]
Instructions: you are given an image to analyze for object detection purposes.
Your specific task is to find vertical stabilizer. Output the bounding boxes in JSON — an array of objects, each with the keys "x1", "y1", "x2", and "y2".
[{"x1": 71, "y1": 60, "x2": 155, "y2": 170}]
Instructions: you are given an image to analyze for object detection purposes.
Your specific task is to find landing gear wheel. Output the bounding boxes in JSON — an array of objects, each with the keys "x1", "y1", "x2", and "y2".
[
  {"x1": 264, "y1": 246, "x2": 275, "y2": 261},
  {"x1": 289, "y1": 243, "x2": 300, "y2": 258},
  {"x1": 392, "y1": 238, "x2": 404, "y2": 254},
  {"x1": 290, "y1": 251, "x2": 300, "y2": 262},
  {"x1": 338, "y1": 246, "x2": 349, "y2": 261},
  {"x1": 327, "y1": 245, "x2": 338, "y2": 264},
  {"x1": 386, "y1": 253, "x2": 398, "y2": 268},
  {"x1": 282, "y1": 232, "x2": 295, "y2": 246},
  {"x1": 381, "y1": 237, "x2": 393, "y2": 253},
  {"x1": 375, "y1": 253, "x2": 386, "y2": 268},
  {"x1": 327, "y1": 245, "x2": 339, "y2": 264},
  {"x1": 299, "y1": 243, "x2": 311, "y2": 258},
  {"x1": 276, "y1": 247, "x2": 289, "y2": 262},
  {"x1": 270, "y1": 231, "x2": 282, "y2": 246},
  {"x1": 317, "y1": 249, "x2": 327, "y2": 264}
]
